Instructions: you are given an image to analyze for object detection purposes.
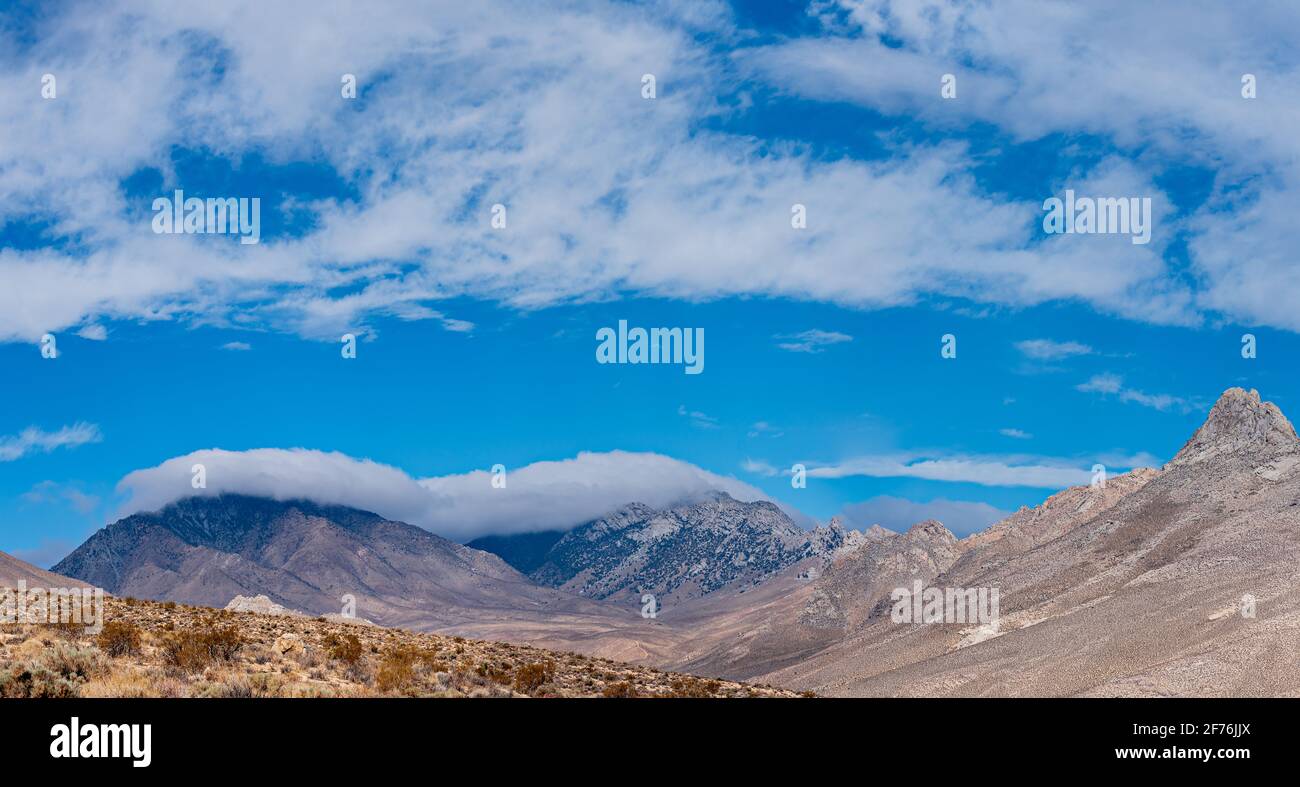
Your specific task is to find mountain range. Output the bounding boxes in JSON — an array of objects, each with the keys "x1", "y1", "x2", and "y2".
[
  {"x1": 50, "y1": 495, "x2": 617, "y2": 632},
  {"x1": 33, "y1": 387, "x2": 1300, "y2": 696},
  {"x1": 486, "y1": 492, "x2": 861, "y2": 603},
  {"x1": 746, "y1": 387, "x2": 1300, "y2": 695}
]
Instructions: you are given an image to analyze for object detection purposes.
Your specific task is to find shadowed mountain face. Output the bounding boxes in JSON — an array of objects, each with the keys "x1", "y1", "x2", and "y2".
[
  {"x1": 467, "y1": 530, "x2": 565, "y2": 575},
  {"x1": 51, "y1": 495, "x2": 618, "y2": 631},
  {"x1": 733, "y1": 388, "x2": 1300, "y2": 696}
]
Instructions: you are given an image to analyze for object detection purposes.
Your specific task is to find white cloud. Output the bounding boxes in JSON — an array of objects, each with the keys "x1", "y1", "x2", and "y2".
[
  {"x1": 221, "y1": 341, "x2": 252, "y2": 351},
  {"x1": 775, "y1": 329, "x2": 853, "y2": 353},
  {"x1": 76, "y1": 324, "x2": 107, "y2": 341},
  {"x1": 387, "y1": 303, "x2": 475, "y2": 333},
  {"x1": 741, "y1": 458, "x2": 779, "y2": 477},
  {"x1": 115, "y1": 448, "x2": 778, "y2": 542},
  {"x1": 999, "y1": 428, "x2": 1032, "y2": 440},
  {"x1": 838, "y1": 495, "x2": 1011, "y2": 538},
  {"x1": 1095, "y1": 450, "x2": 1163, "y2": 470},
  {"x1": 1076, "y1": 373, "x2": 1192, "y2": 412},
  {"x1": 806, "y1": 452, "x2": 1093, "y2": 488},
  {"x1": 1077, "y1": 373, "x2": 1123, "y2": 395},
  {"x1": 1015, "y1": 339, "x2": 1094, "y2": 361},
  {"x1": 747, "y1": 421, "x2": 784, "y2": 438},
  {"x1": 740, "y1": 0, "x2": 1300, "y2": 332},
  {"x1": 0, "y1": 0, "x2": 1232, "y2": 345},
  {"x1": 0, "y1": 423, "x2": 102, "y2": 462},
  {"x1": 678, "y1": 405, "x2": 719, "y2": 429}
]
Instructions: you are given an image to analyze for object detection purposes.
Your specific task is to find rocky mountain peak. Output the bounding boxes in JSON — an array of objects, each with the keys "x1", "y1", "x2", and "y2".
[
  {"x1": 812, "y1": 517, "x2": 866, "y2": 557},
  {"x1": 1170, "y1": 387, "x2": 1298, "y2": 467},
  {"x1": 906, "y1": 519, "x2": 956, "y2": 544},
  {"x1": 863, "y1": 524, "x2": 895, "y2": 541},
  {"x1": 520, "y1": 495, "x2": 845, "y2": 601}
]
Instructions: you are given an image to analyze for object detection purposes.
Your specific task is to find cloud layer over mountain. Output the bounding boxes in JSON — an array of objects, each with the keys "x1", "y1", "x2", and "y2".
[
  {"x1": 115, "y1": 448, "x2": 773, "y2": 542},
  {"x1": 838, "y1": 495, "x2": 1010, "y2": 538}
]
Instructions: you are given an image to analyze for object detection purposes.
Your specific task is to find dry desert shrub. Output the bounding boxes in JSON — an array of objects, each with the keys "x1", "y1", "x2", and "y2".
[
  {"x1": 245, "y1": 642, "x2": 274, "y2": 665},
  {"x1": 601, "y1": 680, "x2": 639, "y2": 698},
  {"x1": 161, "y1": 625, "x2": 243, "y2": 671},
  {"x1": 375, "y1": 645, "x2": 419, "y2": 692},
  {"x1": 324, "y1": 632, "x2": 364, "y2": 665},
  {"x1": 0, "y1": 641, "x2": 102, "y2": 698},
  {"x1": 475, "y1": 660, "x2": 512, "y2": 685},
  {"x1": 45, "y1": 618, "x2": 91, "y2": 638},
  {"x1": 373, "y1": 644, "x2": 455, "y2": 693},
  {"x1": 667, "y1": 676, "x2": 721, "y2": 698},
  {"x1": 96, "y1": 619, "x2": 143, "y2": 657},
  {"x1": 512, "y1": 661, "x2": 555, "y2": 695}
]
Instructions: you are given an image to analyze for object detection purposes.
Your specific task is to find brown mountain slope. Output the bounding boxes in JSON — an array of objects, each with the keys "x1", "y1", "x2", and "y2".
[
  {"x1": 0, "y1": 551, "x2": 89, "y2": 589},
  {"x1": 758, "y1": 388, "x2": 1300, "y2": 696},
  {"x1": 51, "y1": 495, "x2": 628, "y2": 634}
]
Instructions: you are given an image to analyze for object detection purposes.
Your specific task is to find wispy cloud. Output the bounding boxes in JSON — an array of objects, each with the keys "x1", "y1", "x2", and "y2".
[
  {"x1": 387, "y1": 303, "x2": 474, "y2": 333},
  {"x1": 0, "y1": 423, "x2": 102, "y2": 462},
  {"x1": 741, "y1": 458, "x2": 779, "y2": 477},
  {"x1": 22, "y1": 480, "x2": 100, "y2": 513},
  {"x1": 1015, "y1": 339, "x2": 1095, "y2": 361},
  {"x1": 11, "y1": 539, "x2": 78, "y2": 570},
  {"x1": 999, "y1": 428, "x2": 1033, "y2": 440},
  {"x1": 838, "y1": 496, "x2": 1011, "y2": 538},
  {"x1": 747, "y1": 421, "x2": 784, "y2": 438},
  {"x1": 806, "y1": 452, "x2": 1093, "y2": 488},
  {"x1": 1077, "y1": 373, "x2": 1193, "y2": 412},
  {"x1": 775, "y1": 329, "x2": 853, "y2": 354},
  {"x1": 1096, "y1": 450, "x2": 1164, "y2": 469},
  {"x1": 678, "y1": 405, "x2": 719, "y2": 429},
  {"x1": 221, "y1": 341, "x2": 252, "y2": 351}
]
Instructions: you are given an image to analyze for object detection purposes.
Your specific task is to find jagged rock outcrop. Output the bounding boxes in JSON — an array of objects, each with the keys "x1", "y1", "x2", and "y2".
[
  {"x1": 800, "y1": 519, "x2": 960, "y2": 630},
  {"x1": 225, "y1": 594, "x2": 302, "y2": 617},
  {"x1": 955, "y1": 468, "x2": 1159, "y2": 578},
  {"x1": 1170, "y1": 387, "x2": 1299, "y2": 467},
  {"x1": 526, "y1": 492, "x2": 862, "y2": 602}
]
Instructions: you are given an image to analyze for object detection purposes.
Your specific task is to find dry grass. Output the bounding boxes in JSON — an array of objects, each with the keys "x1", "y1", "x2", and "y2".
[{"x1": 0, "y1": 597, "x2": 802, "y2": 698}]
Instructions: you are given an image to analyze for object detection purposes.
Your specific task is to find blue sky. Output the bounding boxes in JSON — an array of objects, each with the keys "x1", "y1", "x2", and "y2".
[{"x1": 2, "y1": 1, "x2": 1298, "y2": 564}]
